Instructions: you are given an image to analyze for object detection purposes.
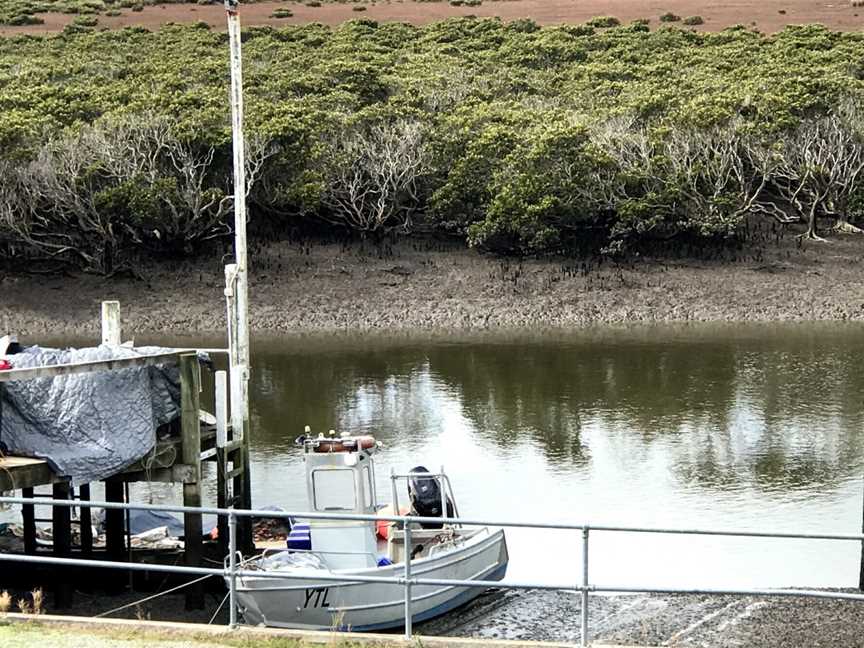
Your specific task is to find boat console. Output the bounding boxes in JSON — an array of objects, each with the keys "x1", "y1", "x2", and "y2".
[{"x1": 295, "y1": 429, "x2": 382, "y2": 568}]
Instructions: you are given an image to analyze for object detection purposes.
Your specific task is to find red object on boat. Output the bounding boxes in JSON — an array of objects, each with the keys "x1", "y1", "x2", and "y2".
[
  {"x1": 313, "y1": 435, "x2": 376, "y2": 453},
  {"x1": 0, "y1": 360, "x2": 11, "y2": 370},
  {"x1": 376, "y1": 504, "x2": 410, "y2": 540}
]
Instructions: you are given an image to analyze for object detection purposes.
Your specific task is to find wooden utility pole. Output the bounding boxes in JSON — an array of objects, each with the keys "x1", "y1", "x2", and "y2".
[
  {"x1": 226, "y1": 0, "x2": 254, "y2": 553},
  {"x1": 226, "y1": 0, "x2": 249, "y2": 378}
]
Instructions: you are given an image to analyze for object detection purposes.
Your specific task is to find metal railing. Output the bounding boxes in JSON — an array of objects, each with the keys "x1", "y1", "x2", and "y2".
[{"x1": 1, "y1": 495, "x2": 864, "y2": 647}]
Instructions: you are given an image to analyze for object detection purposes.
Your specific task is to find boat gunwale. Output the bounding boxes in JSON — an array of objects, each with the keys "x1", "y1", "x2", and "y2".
[{"x1": 233, "y1": 527, "x2": 506, "y2": 592}]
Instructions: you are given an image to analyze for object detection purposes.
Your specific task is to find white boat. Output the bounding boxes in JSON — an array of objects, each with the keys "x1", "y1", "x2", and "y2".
[{"x1": 229, "y1": 431, "x2": 508, "y2": 631}]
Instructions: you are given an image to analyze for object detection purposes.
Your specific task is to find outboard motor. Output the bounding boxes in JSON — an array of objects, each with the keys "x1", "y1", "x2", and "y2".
[{"x1": 408, "y1": 466, "x2": 454, "y2": 529}]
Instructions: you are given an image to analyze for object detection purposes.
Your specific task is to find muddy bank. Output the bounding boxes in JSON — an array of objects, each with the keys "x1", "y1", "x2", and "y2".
[
  {"x1": 5, "y1": 235, "x2": 864, "y2": 339},
  {"x1": 424, "y1": 588, "x2": 864, "y2": 647}
]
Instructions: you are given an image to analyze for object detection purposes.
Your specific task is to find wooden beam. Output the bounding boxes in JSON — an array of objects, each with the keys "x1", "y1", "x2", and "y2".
[
  {"x1": 199, "y1": 448, "x2": 217, "y2": 461},
  {"x1": 0, "y1": 457, "x2": 61, "y2": 491},
  {"x1": 0, "y1": 352, "x2": 181, "y2": 383},
  {"x1": 180, "y1": 352, "x2": 204, "y2": 610},
  {"x1": 223, "y1": 439, "x2": 242, "y2": 454},
  {"x1": 226, "y1": 467, "x2": 245, "y2": 481},
  {"x1": 113, "y1": 464, "x2": 198, "y2": 484}
]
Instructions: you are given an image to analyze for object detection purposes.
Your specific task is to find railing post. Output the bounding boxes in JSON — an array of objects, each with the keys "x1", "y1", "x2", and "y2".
[
  {"x1": 228, "y1": 511, "x2": 238, "y2": 629},
  {"x1": 581, "y1": 526, "x2": 589, "y2": 648},
  {"x1": 439, "y1": 466, "x2": 446, "y2": 521},
  {"x1": 404, "y1": 523, "x2": 413, "y2": 640},
  {"x1": 390, "y1": 468, "x2": 399, "y2": 514}
]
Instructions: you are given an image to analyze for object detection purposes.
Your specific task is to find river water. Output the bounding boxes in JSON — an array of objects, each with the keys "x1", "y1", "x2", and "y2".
[
  {"x1": 26, "y1": 323, "x2": 864, "y2": 592},
  {"x1": 184, "y1": 323, "x2": 864, "y2": 592}
]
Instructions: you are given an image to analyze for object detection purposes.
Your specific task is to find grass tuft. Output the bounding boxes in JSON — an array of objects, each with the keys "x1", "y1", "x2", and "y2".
[{"x1": 0, "y1": 591, "x2": 10, "y2": 615}]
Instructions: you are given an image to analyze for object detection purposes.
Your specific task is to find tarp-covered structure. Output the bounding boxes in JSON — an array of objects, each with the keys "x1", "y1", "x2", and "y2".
[{"x1": 0, "y1": 345, "x2": 183, "y2": 486}]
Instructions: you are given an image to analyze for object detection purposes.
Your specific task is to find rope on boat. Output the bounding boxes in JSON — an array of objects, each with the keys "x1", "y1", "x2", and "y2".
[
  {"x1": 208, "y1": 592, "x2": 230, "y2": 624},
  {"x1": 94, "y1": 574, "x2": 215, "y2": 618}
]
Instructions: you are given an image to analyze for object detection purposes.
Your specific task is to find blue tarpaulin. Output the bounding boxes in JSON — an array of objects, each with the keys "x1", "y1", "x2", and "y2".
[{"x1": 0, "y1": 345, "x2": 183, "y2": 486}]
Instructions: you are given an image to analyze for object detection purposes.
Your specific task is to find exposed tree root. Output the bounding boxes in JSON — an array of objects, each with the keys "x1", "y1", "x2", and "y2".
[
  {"x1": 832, "y1": 221, "x2": 864, "y2": 234},
  {"x1": 797, "y1": 232, "x2": 828, "y2": 242}
]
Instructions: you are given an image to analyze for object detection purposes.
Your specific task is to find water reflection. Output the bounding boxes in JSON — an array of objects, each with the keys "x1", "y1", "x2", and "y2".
[
  {"x1": 250, "y1": 327, "x2": 864, "y2": 492},
  {"x1": 164, "y1": 325, "x2": 864, "y2": 587}
]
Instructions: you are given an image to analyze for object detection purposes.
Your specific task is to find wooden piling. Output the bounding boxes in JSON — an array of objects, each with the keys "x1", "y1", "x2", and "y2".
[
  {"x1": 104, "y1": 479, "x2": 126, "y2": 593},
  {"x1": 180, "y1": 352, "x2": 204, "y2": 610},
  {"x1": 215, "y1": 371, "x2": 229, "y2": 556},
  {"x1": 21, "y1": 487, "x2": 36, "y2": 555},
  {"x1": 239, "y1": 429, "x2": 254, "y2": 554},
  {"x1": 52, "y1": 481, "x2": 72, "y2": 609},
  {"x1": 101, "y1": 301, "x2": 121, "y2": 347},
  {"x1": 79, "y1": 484, "x2": 93, "y2": 557}
]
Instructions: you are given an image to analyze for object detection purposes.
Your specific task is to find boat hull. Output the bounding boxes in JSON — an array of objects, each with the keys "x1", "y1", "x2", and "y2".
[{"x1": 232, "y1": 527, "x2": 508, "y2": 631}]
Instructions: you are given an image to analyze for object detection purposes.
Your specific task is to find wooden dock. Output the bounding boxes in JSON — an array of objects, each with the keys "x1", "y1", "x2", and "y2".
[{"x1": 0, "y1": 303, "x2": 254, "y2": 610}]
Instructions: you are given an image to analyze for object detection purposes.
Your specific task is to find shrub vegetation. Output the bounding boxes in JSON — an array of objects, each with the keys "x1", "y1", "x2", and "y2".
[{"x1": 0, "y1": 20, "x2": 863, "y2": 272}]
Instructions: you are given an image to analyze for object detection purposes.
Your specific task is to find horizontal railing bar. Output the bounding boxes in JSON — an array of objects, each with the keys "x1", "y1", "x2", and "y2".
[
  {"x1": 0, "y1": 352, "x2": 183, "y2": 382},
  {"x1": 2, "y1": 496, "x2": 862, "y2": 543},
  {"x1": 2, "y1": 552, "x2": 863, "y2": 605},
  {"x1": 592, "y1": 586, "x2": 864, "y2": 601},
  {"x1": 0, "y1": 552, "x2": 224, "y2": 577},
  {"x1": 586, "y1": 523, "x2": 864, "y2": 540}
]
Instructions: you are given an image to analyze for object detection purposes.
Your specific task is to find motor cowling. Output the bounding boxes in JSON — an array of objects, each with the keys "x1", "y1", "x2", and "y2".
[{"x1": 408, "y1": 466, "x2": 454, "y2": 529}]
